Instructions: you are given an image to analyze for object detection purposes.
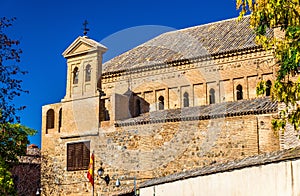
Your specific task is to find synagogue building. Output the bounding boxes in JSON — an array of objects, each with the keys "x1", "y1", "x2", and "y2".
[{"x1": 41, "y1": 16, "x2": 300, "y2": 195}]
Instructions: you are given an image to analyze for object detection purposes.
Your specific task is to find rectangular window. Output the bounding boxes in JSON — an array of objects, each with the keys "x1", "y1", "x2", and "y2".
[{"x1": 67, "y1": 141, "x2": 90, "y2": 171}]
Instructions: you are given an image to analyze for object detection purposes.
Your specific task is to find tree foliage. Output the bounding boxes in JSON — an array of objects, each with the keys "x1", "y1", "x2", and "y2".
[
  {"x1": 0, "y1": 123, "x2": 36, "y2": 163},
  {"x1": 237, "y1": 0, "x2": 300, "y2": 132},
  {"x1": 0, "y1": 17, "x2": 36, "y2": 195},
  {"x1": 0, "y1": 159, "x2": 16, "y2": 196},
  {"x1": 0, "y1": 17, "x2": 27, "y2": 124}
]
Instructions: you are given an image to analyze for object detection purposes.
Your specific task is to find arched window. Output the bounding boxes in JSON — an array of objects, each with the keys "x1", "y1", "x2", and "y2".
[
  {"x1": 85, "y1": 64, "x2": 91, "y2": 82},
  {"x1": 73, "y1": 67, "x2": 79, "y2": 84},
  {"x1": 209, "y1": 88, "x2": 215, "y2": 104},
  {"x1": 266, "y1": 80, "x2": 272, "y2": 96},
  {"x1": 135, "y1": 99, "x2": 141, "y2": 116},
  {"x1": 236, "y1": 84, "x2": 243, "y2": 100},
  {"x1": 58, "y1": 108, "x2": 62, "y2": 133},
  {"x1": 183, "y1": 92, "x2": 189, "y2": 107},
  {"x1": 46, "y1": 109, "x2": 55, "y2": 133},
  {"x1": 158, "y1": 96, "x2": 164, "y2": 110}
]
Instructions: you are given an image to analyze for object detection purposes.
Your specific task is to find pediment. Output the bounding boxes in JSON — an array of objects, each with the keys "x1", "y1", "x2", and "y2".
[
  {"x1": 62, "y1": 36, "x2": 107, "y2": 58},
  {"x1": 68, "y1": 42, "x2": 93, "y2": 55}
]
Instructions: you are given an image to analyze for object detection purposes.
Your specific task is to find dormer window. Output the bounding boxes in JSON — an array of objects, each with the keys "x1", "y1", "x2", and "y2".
[
  {"x1": 73, "y1": 67, "x2": 79, "y2": 84},
  {"x1": 85, "y1": 64, "x2": 91, "y2": 82}
]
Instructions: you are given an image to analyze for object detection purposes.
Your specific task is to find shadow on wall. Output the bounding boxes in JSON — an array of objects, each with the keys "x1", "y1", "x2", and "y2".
[{"x1": 114, "y1": 89, "x2": 150, "y2": 120}]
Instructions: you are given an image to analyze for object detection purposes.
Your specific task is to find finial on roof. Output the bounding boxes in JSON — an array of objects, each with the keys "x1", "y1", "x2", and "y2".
[{"x1": 82, "y1": 19, "x2": 90, "y2": 36}]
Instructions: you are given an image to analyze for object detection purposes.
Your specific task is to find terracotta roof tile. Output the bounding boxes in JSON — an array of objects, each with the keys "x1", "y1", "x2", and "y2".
[
  {"x1": 103, "y1": 16, "x2": 273, "y2": 73},
  {"x1": 115, "y1": 97, "x2": 277, "y2": 126}
]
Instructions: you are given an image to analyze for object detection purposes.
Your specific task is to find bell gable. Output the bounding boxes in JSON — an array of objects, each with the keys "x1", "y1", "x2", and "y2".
[{"x1": 62, "y1": 36, "x2": 107, "y2": 58}]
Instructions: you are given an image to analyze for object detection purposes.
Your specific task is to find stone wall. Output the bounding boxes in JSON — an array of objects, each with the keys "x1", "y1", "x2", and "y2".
[
  {"x1": 41, "y1": 114, "x2": 279, "y2": 195},
  {"x1": 11, "y1": 145, "x2": 41, "y2": 196}
]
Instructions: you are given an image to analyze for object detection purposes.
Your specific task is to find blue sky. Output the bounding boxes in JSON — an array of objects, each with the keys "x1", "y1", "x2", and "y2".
[{"x1": 1, "y1": 0, "x2": 240, "y2": 147}]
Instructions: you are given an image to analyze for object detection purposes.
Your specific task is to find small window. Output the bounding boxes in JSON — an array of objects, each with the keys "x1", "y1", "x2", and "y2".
[
  {"x1": 209, "y1": 88, "x2": 215, "y2": 104},
  {"x1": 183, "y1": 92, "x2": 189, "y2": 107},
  {"x1": 158, "y1": 96, "x2": 164, "y2": 110},
  {"x1": 236, "y1": 84, "x2": 243, "y2": 100},
  {"x1": 266, "y1": 80, "x2": 272, "y2": 96},
  {"x1": 85, "y1": 64, "x2": 91, "y2": 82},
  {"x1": 73, "y1": 67, "x2": 79, "y2": 84},
  {"x1": 58, "y1": 108, "x2": 62, "y2": 133},
  {"x1": 46, "y1": 109, "x2": 55, "y2": 132},
  {"x1": 67, "y1": 141, "x2": 90, "y2": 171}
]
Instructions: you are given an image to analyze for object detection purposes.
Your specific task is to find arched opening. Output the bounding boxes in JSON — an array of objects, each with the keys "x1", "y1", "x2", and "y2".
[
  {"x1": 209, "y1": 88, "x2": 215, "y2": 104},
  {"x1": 58, "y1": 108, "x2": 62, "y2": 133},
  {"x1": 46, "y1": 109, "x2": 55, "y2": 133},
  {"x1": 135, "y1": 99, "x2": 141, "y2": 116},
  {"x1": 73, "y1": 67, "x2": 79, "y2": 84},
  {"x1": 183, "y1": 92, "x2": 189, "y2": 107},
  {"x1": 266, "y1": 80, "x2": 272, "y2": 96},
  {"x1": 85, "y1": 64, "x2": 91, "y2": 82},
  {"x1": 158, "y1": 96, "x2": 164, "y2": 110},
  {"x1": 236, "y1": 84, "x2": 243, "y2": 100}
]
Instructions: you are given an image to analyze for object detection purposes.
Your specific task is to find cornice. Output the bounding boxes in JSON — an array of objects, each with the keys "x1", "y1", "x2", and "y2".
[{"x1": 60, "y1": 132, "x2": 99, "y2": 139}]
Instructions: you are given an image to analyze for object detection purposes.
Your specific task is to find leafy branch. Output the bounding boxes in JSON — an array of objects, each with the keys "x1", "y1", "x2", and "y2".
[{"x1": 237, "y1": 0, "x2": 300, "y2": 133}]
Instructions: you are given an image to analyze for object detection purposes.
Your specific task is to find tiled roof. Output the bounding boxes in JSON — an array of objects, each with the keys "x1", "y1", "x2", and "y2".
[
  {"x1": 18, "y1": 145, "x2": 41, "y2": 164},
  {"x1": 103, "y1": 16, "x2": 272, "y2": 73},
  {"x1": 140, "y1": 146, "x2": 300, "y2": 188},
  {"x1": 115, "y1": 97, "x2": 277, "y2": 126}
]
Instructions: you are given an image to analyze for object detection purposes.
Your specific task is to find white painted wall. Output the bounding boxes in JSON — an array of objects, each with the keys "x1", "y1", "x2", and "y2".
[{"x1": 140, "y1": 159, "x2": 300, "y2": 196}]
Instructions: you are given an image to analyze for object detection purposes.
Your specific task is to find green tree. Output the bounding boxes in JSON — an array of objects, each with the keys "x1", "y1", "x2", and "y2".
[
  {"x1": 0, "y1": 159, "x2": 15, "y2": 195},
  {"x1": 0, "y1": 17, "x2": 36, "y2": 195},
  {"x1": 236, "y1": 0, "x2": 300, "y2": 133}
]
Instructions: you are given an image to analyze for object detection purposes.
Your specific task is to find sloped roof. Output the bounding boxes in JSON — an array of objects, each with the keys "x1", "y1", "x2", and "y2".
[
  {"x1": 115, "y1": 97, "x2": 277, "y2": 126},
  {"x1": 103, "y1": 16, "x2": 271, "y2": 73},
  {"x1": 140, "y1": 146, "x2": 300, "y2": 188}
]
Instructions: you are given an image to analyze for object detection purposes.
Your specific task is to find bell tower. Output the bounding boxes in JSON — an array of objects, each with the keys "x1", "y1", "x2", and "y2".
[{"x1": 62, "y1": 36, "x2": 107, "y2": 101}]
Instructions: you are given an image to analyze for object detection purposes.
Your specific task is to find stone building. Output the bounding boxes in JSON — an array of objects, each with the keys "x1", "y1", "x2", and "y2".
[
  {"x1": 41, "y1": 16, "x2": 299, "y2": 195},
  {"x1": 11, "y1": 144, "x2": 41, "y2": 196}
]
